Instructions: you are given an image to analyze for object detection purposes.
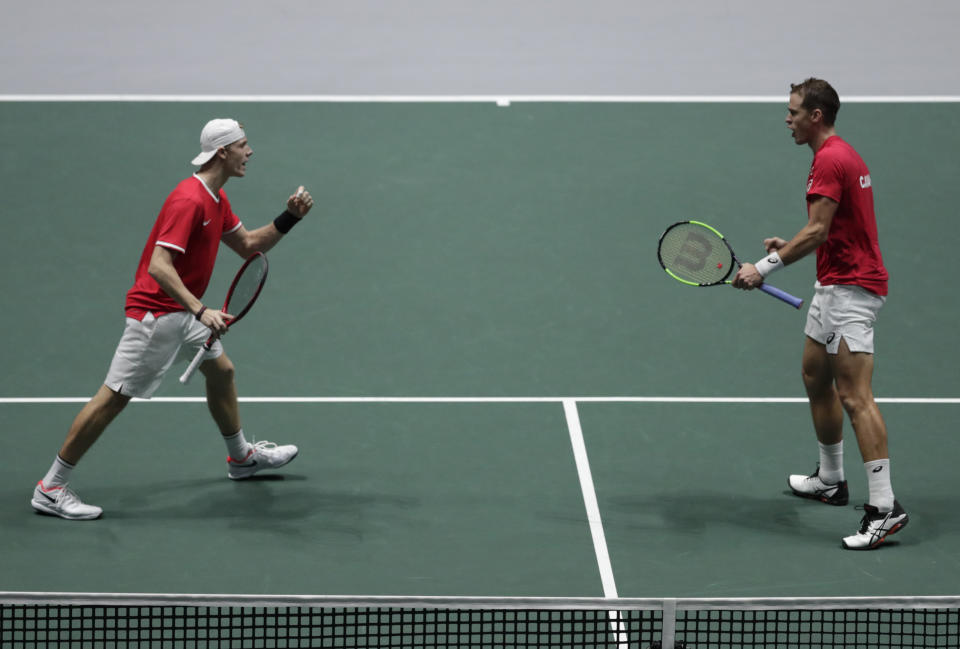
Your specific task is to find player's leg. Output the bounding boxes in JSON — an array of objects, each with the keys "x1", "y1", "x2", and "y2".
[
  {"x1": 787, "y1": 335, "x2": 849, "y2": 504},
  {"x1": 31, "y1": 311, "x2": 177, "y2": 520},
  {"x1": 802, "y1": 336, "x2": 844, "y2": 448},
  {"x1": 59, "y1": 384, "x2": 131, "y2": 464},
  {"x1": 201, "y1": 352, "x2": 241, "y2": 436},
  {"x1": 32, "y1": 385, "x2": 130, "y2": 520},
  {"x1": 830, "y1": 340, "x2": 887, "y2": 462},
  {"x1": 831, "y1": 338, "x2": 908, "y2": 549},
  {"x1": 200, "y1": 352, "x2": 298, "y2": 479},
  {"x1": 199, "y1": 352, "x2": 252, "y2": 463},
  {"x1": 820, "y1": 285, "x2": 906, "y2": 549}
]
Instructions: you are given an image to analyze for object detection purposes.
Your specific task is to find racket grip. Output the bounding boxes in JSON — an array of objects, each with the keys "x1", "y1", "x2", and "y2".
[
  {"x1": 759, "y1": 282, "x2": 804, "y2": 309},
  {"x1": 179, "y1": 345, "x2": 207, "y2": 384}
]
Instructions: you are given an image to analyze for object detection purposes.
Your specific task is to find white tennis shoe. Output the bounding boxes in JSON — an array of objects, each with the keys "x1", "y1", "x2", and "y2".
[
  {"x1": 842, "y1": 500, "x2": 909, "y2": 550},
  {"x1": 227, "y1": 440, "x2": 299, "y2": 480},
  {"x1": 788, "y1": 466, "x2": 849, "y2": 506},
  {"x1": 31, "y1": 481, "x2": 103, "y2": 520}
]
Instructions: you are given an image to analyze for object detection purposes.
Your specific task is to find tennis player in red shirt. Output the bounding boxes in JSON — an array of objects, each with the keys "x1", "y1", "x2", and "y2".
[
  {"x1": 32, "y1": 119, "x2": 314, "y2": 520},
  {"x1": 733, "y1": 79, "x2": 907, "y2": 550}
]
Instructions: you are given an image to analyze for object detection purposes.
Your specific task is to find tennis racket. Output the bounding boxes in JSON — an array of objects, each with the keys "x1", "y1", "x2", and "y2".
[
  {"x1": 179, "y1": 252, "x2": 269, "y2": 384},
  {"x1": 657, "y1": 220, "x2": 804, "y2": 309}
]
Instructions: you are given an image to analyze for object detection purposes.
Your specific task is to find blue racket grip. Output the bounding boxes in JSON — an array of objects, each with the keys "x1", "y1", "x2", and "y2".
[{"x1": 759, "y1": 282, "x2": 804, "y2": 309}]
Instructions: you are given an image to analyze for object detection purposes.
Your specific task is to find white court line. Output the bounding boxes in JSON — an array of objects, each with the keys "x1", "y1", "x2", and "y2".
[
  {"x1": 2, "y1": 396, "x2": 958, "y2": 404},
  {"x1": 2, "y1": 95, "x2": 960, "y2": 103},
  {"x1": 562, "y1": 399, "x2": 628, "y2": 647},
  {"x1": 563, "y1": 400, "x2": 618, "y2": 598}
]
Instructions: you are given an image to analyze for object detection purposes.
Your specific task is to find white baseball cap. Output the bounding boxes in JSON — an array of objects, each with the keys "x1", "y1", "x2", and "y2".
[{"x1": 190, "y1": 119, "x2": 246, "y2": 166}]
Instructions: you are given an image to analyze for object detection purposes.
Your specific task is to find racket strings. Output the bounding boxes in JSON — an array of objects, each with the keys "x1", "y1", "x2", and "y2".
[
  {"x1": 659, "y1": 223, "x2": 733, "y2": 285},
  {"x1": 225, "y1": 257, "x2": 267, "y2": 316}
]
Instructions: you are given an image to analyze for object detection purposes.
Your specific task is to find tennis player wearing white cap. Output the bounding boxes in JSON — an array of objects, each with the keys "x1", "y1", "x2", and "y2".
[{"x1": 31, "y1": 119, "x2": 315, "y2": 520}]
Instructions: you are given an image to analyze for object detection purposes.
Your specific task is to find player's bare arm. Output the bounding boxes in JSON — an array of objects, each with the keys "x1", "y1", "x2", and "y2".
[
  {"x1": 774, "y1": 196, "x2": 837, "y2": 264},
  {"x1": 147, "y1": 246, "x2": 230, "y2": 334},
  {"x1": 733, "y1": 196, "x2": 838, "y2": 290},
  {"x1": 222, "y1": 186, "x2": 314, "y2": 258}
]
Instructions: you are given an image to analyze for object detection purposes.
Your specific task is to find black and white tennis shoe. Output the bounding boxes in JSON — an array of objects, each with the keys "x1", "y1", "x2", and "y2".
[
  {"x1": 842, "y1": 500, "x2": 909, "y2": 550},
  {"x1": 788, "y1": 466, "x2": 849, "y2": 506}
]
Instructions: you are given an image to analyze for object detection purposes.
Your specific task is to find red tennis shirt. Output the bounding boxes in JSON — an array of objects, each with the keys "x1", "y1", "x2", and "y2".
[
  {"x1": 806, "y1": 135, "x2": 888, "y2": 296},
  {"x1": 125, "y1": 175, "x2": 242, "y2": 319}
]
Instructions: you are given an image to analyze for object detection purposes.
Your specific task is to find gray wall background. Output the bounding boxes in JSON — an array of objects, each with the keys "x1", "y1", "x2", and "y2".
[{"x1": 2, "y1": 0, "x2": 958, "y2": 96}]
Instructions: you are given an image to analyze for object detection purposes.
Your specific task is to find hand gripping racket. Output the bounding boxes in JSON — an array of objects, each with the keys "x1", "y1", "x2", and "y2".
[
  {"x1": 179, "y1": 252, "x2": 269, "y2": 384},
  {"x1": 657, "y1": 220, "x2": 804, "y2": 309}
]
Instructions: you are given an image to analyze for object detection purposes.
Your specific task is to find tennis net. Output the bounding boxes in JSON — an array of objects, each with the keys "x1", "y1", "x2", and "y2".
[{"x1": 2, "y1": 593, "x2": 958, "y2": 648}]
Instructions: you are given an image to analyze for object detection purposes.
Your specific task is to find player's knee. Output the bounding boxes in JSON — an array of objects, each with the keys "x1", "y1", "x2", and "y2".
[
  {"x1": 106, "y1": 396, "x2": 130, "y2": 417},
  {"x1": 202, "y1": 355, "x2": 235, "y2": 384},
  {"x1": 835, "y1": 384, "x2": 870, "y2": 416},
  {"x1": 801, "y1": 366, "x2": 830, "y2": 396},
  {"x1": 98, "y1": 386, "x2": 131, "y2": 417},
  {"x1": 215, "y1": 359, "x2": 235, "y2": 383}
]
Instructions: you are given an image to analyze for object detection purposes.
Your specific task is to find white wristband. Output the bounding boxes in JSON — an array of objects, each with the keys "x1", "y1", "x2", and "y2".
[{"x1": 753, "y1": 251, "x2": 784, "y2": 277}]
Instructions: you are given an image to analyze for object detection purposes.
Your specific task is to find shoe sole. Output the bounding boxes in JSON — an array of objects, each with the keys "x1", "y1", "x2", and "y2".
[
  {"x1": 842, "y1": 515, "x2": 909, "y2": 550},
  {"x1": 228, "y1": 450, "x2": 299, "y2": 480},
  {"x1": 787, "y1": 479, "x2": 849, "y2": 506},
  {"x1": 31, "y1": 499, "x2": 102, "y2": 521}
]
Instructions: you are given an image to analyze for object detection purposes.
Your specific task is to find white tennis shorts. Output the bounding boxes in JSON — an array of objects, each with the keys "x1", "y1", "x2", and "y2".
[
  {"x1": 804, "y1": 282, "x2": 885, "y2": 355},
  {"x1": 104, "y1": 311, "x2": 223, "y2": 398}
]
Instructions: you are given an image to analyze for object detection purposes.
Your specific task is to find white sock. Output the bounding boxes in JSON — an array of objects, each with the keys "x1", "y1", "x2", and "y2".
[
  {"x1": 865, "y1": 459, "x2": 895, "y2": 512},
  {"x1": 817, "y1": 441, "x2": 844, "y2": 484},
  {"x1": 42, "y1": 455, "x2": 75, "y2": 488},
  {"x1": 224, "y1": 429, "x2": 252, "y2": 462}
]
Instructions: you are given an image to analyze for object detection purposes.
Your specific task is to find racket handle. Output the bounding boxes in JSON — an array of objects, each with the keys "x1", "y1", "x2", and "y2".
[
  {"x1": 179, "y1": 345, "x2": 208, "y2": 384},
  {"x1": 759, "y1": 282, "x2": 804, "y2": 309}
]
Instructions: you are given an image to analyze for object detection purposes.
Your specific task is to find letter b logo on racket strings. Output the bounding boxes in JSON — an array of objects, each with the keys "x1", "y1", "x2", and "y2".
[{"x1": 673, "y1": 231, "x2": 713, "y2": 272}]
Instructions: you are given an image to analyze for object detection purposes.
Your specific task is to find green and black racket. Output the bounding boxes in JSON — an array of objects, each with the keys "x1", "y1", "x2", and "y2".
[{"x1": 658, "y1": 220, "x2": 803, "y2": 309}]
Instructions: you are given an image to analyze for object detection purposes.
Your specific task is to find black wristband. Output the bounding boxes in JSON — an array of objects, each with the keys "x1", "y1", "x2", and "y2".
[
  {"x1": 273, "y1": 210, "x2": 301, "y2": 234},
  {"x1": 195, "y1": 305, "x2": 207, "y2": 321}
]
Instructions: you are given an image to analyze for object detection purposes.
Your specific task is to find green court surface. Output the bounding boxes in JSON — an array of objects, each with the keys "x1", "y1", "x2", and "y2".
[
  {"x1": 581, "y1": 401, "x2": 960, "y2": 597},
  {"x1": 1, "y1": 101, "x2": 959, "y2": 601}
]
